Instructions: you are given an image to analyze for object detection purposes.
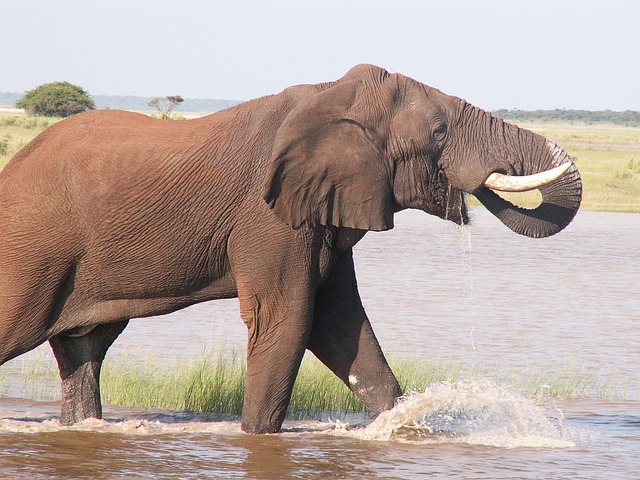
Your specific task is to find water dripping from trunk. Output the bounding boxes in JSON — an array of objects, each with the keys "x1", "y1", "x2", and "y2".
[{"x1": 448, "y1": 215, "x2": 478, "y2": 358}]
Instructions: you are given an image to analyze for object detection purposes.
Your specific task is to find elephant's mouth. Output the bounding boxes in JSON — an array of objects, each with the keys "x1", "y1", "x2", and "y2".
[{"x1": 444, "y1": 186, "x2": 469, "y2": 226}]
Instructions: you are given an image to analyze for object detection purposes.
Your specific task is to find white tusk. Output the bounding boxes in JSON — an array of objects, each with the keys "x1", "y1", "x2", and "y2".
[{"x1": 483, "y1": 162, "x2": 572, "y2": 193}]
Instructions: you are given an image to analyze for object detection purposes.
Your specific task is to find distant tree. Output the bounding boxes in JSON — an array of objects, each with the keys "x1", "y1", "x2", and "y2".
[
  {"x1": 148, "y1": 95, "x2": 184, "y2": 119},
  {"x1": 493, "y1": 108, "x2": 640, "y2": 126},
  {"x1": 16, "y1": 81, "x2": 95, "y2": 117}
]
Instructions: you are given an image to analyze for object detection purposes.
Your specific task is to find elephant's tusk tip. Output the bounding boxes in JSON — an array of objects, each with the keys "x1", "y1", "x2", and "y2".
[{"x1": 484, "y1": 162, "x2": 572, "y2": 193}]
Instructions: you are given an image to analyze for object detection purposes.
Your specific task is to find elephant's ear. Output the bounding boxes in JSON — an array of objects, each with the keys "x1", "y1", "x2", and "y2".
[{"x1": 263, "y1": 80, "x2": 394, "y2": 231}]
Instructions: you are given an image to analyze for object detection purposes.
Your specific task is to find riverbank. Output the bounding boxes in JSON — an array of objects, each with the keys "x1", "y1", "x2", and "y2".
[
  {"x1": 0, "y1": 348, "x2": 627, "y2": 419},
  {"x1": 1, "y1": 111, "x2": 638, "y2": 212}
]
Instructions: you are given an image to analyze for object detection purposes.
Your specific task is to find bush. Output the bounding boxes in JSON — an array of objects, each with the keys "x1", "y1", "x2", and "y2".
[
  {"x1": 148, "y1": 95, "x2": 184, "y2": 119},
  {"x1": 16, "y1": 81, "x2": 95, "y2": 117}
]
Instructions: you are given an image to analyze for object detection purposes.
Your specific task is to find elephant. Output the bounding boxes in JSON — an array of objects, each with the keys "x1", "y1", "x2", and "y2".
[{"x1": 0, "y1": 64, "x2": 581, "y2": 433}]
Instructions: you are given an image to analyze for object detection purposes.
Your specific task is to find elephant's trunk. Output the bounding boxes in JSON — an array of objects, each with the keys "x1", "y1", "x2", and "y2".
[
  {"x1": 474, "y1": 144, "x2": 581, "y2": 238},
  {"x1": 465, "y1": 108, "x2": 582, "y2": 238}
]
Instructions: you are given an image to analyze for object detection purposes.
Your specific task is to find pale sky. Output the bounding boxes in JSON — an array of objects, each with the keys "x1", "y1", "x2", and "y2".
[{"x1": 1, "y1": 0, "x2": 639, "y2": 111}]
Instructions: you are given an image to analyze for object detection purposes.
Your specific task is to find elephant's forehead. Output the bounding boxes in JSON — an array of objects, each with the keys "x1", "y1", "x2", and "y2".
[
  {"x1": 399, "y1": 78, "x2": 462, "y2": 114},
  {"x1": 400, "y1": 82, "x2": 448, "y2": 109}
]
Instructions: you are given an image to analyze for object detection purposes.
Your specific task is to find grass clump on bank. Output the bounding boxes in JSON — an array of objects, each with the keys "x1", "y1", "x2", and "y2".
[
  {"x1": 503, "y1": 363, "x2": 627, "y2": 400},
  {"x1": 101, "y1": 351, "x2": 247, "y2": 414},
  {"x1": 100, "y1": 352, "x2": 463, "y2": 419}
]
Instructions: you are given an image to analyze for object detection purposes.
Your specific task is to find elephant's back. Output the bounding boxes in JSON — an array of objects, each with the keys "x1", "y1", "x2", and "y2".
[{"x1": 0, "y1": 111, "x2": 177, "y2": 240}]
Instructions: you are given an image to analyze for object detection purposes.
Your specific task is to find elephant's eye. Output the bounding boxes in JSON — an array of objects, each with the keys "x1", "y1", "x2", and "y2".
[{"x1": 433, "y1": 124, "x2": 448, "y2": 141}]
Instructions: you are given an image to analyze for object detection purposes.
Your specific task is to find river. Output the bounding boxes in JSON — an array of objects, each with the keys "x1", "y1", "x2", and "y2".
[{"x1": 1, "y1": 207, "x2": 639, "y2": 479}]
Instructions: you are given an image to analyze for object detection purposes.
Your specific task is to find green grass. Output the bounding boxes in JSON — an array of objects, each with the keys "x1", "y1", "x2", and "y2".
[
  {"x1": 503, "y1": 363, "x2": 626, "y2": 400},
  {"x1": 100, "y1": 353, "x2": 466, "y2": 419},
  {"x1": 100, "y1": 351, "x2": 247, "y2": 414},
  {"x1": 0, "y1": 351, "x2": 633, "y2": 421},
  {"x1": 0, "y1": 113, "x2": 61, "y2": 165}
]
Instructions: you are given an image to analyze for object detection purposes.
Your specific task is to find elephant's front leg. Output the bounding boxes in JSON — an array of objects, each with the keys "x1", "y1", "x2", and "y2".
[
  {"x1": 307, "y1": 251, "x2": 402, "y2": 417},
  {"x1": 238, "y1": 288, "x2": 313, "y2": 434}
]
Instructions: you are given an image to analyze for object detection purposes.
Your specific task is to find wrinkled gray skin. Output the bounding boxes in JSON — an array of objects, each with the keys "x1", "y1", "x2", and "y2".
[{"x1": 0, "y1": 65, "x2": 582, "y2": 433}]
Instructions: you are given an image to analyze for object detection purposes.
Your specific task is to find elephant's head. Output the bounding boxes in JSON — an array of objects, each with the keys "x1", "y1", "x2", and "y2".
[{"x1": 264, "y1": 64, "x2": 582, "y2": 238}]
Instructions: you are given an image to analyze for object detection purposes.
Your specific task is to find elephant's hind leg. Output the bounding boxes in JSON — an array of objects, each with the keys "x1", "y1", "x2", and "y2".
[
  {"x1": 49, "y1": 320, "x2": 128, "y2": 425},
  {"x1": 0, "y1": 263, "x2": 72, "y2": 365}
]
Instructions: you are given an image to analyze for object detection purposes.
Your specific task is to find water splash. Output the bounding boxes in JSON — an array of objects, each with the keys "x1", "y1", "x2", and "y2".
[{"x1": 339, "y1": 381, "x2": 575, "y2": 448}]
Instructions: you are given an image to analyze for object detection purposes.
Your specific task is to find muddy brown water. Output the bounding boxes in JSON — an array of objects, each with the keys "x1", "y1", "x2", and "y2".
[{"x1": 1, "y1": 207, "x2": 639, "y2": 479}]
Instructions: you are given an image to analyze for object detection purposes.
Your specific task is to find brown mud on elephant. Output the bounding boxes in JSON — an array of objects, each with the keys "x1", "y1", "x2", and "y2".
[{"x1": 0, "y1": 65, "x2": 581, "y2": 433}]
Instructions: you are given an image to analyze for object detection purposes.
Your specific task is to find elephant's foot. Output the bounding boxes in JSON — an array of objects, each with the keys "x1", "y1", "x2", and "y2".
[
  {"x1": 241, "y1": 412, "x2": 283, "y2": 434},
  {"x1": 59, "y1": 361, "x2": 103, "y2": 425},
  {"x1": 241, "y1": 365, "x2": 300, "y2": 434}
]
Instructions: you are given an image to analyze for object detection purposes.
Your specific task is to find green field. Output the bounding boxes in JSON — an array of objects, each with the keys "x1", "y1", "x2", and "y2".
[
  {"x1": 1, "y1": 111, "x2": 638, "y2": 213},
  {"x1": 0, "y1": 114, "x2": 60, "y2": 163}
]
